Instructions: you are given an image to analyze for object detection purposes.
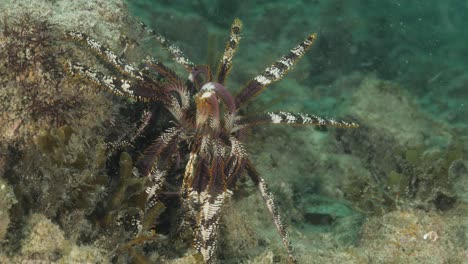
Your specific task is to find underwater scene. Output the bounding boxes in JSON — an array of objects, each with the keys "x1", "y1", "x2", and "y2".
[{"x1": 0, "y1": 0, "x2": 467, "y2": 263}]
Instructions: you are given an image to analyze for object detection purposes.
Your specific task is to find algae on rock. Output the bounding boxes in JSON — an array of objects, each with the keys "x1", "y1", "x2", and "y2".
[{"x1": 0, "y1": 178, "x2": 17, "y2": 241}]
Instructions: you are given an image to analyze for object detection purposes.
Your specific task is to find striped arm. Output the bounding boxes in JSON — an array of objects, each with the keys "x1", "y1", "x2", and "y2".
[
  {"x1": 183, "y1": 141, "x2": 233, "y2": 263},
  {"x1": 66, "y1": 31, "x2": 146, "y2": 81},
  {"x1": 234, "y1": 111, "x2": 359, "y2": 130},
  {"x1": 246, "y1": 162, "x2": 296, "y2": 263},
  {"x1": 194, "y1": 189, "x2": 232, "y2": 264},
  {"x1": 65, "y1": 61, "x2": 157, "y2": 102},
  {"x1": 235, "y1": 34, "x2": 317, "y2": 108},
  {"x1": 178, "y1": 138, "x2": 234, "y2": 263},
  {"x1": 258, "y1": 176, "x2": 296, "y2": 263},
  {"x1": 139, "y1": 21, "x2": 195, "y2": 71},
  {"x1": 216, "y1": 18, "x2": 242, "y2": 85},
  {"x1": 106, "y1": 109, "x2": 153, "y2": 151},
  {"x1": 145, "y1": 168, "x2": 167, "y2": 212}
]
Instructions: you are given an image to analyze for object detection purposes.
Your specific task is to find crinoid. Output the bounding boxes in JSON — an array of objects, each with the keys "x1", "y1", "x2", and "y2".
[{"x1": 65, "y1": 18, "x2": 358, "y2": 263}]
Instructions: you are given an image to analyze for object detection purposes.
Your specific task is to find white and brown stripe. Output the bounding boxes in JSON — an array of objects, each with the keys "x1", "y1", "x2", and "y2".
[
  {"x1": 235, "y1": 33, "x2": 317, "y2": 108},
  {"x1": 145, "y1": 168, "x2": 167, "y2": 209},
  {"x1": 266, "y1": 111, "x2": 359, "y2": 127},
  {"x1": 66, "y1": 31, "x2": 145, "y2": 81},
  {"x1": 217, "y1": 18, "x2": 242, "y2": 84},
  {"x1": 195, "y1": 189, "x2": 233, "y2": 263},
  {"x1": 139, "y1": 21, "x2": 195, "y2": 71},
  {"x1": 106, "y1": 109, "x2": 153, "y2": 151},
  {"x1": 234, "y1": 111, "x2": 359, "y2": 130},
  {"x1": 254, "y1": 34, "x2": 317, "y2": 86},
  {"x1": 258, "y1": 176, "x2": 296, "y2": 263},
  {"x1": 65, "y1": 61, "x2": 147, "y2": 101}
]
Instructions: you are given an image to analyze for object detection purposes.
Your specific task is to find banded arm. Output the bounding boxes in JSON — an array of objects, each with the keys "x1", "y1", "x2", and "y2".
[
  {"x1": 233, "y1": 111, "x2": 359, "y2": 131},
  {"x1": 64, "y1": 61, "x2": 160, "y2": 102},
  {"x1": 139, "y1": 21, "x2": 195, "y2": 71},
  {"x1": 66, "y1": 31, "x2": 146, "y2": 81},
  {"x1": 216, "y1": 18, "x2": 242, "y2": 85},
  {"x1": 235, "y1": 33, "x2": 317, "y2": 108},
  {"x1": 246, "y1": 161, "x2": 296, "y2": 263},
  {"x1": 180, "y1": 147, "x2": 229, "y2": 263},
  {"x1": 106, "y1": 109, "x2": 153, "y2": 151}
]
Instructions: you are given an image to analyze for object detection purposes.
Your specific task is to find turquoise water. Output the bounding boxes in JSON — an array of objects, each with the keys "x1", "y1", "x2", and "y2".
[
  {"x1": 125, "y1": 1, "x2": 468, "y2": 262},
  {"x1": 127, "y1": 0, "x2": 467, "y2": 128}
]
